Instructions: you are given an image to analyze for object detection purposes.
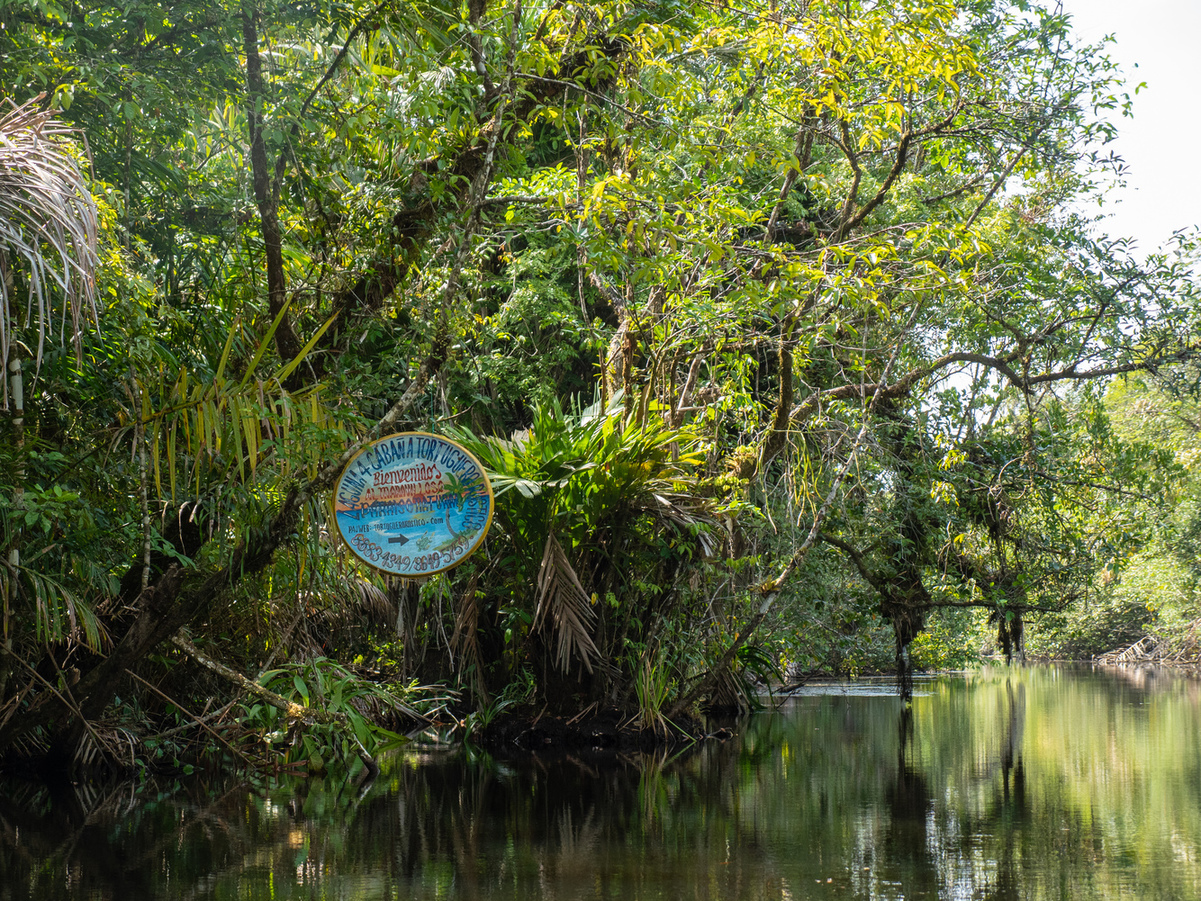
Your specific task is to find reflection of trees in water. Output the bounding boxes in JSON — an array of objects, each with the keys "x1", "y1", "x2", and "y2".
[
  {"x1": 0, "y1": 780, "x2": 155, "y2": 899},
  {"x1": 871, "y1": 679, "x2": 1031, "y2": 901},
  {"x1": 379, "y1": 751, "x2": 632, "y2": 889},
  {"x1": 976, "y1": 678, "x2": 1027, "y2": 901},
  {"x1": 1100, "y1": 662, "x2": 1167, "y2": 692},
  {"x1": 0, "y1": 769, "x2": 383, "y2": 900},
  {"x1": 0, "y1": 746, "x2": 760, "y2": 900},
  {"x1": 372, "y1": 743, "x2": 765, "y2": 897},
  {"x1": 1000, "y1": 679, "x2": 1026, "y2": 810},
  {"x1": 879, "y1": 707, "x2": 939, "y2": 897},
  {"x1": 6, "y1": 672, "x2": 1201, "y2": 900},
  {"x1": 2, "y1": 695, "x2": 1045, "y2": 900}
]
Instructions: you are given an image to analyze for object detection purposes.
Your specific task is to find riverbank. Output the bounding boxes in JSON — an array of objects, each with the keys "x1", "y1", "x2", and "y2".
[{"x1": 474, "y1": 705, "x2": 712, "y2": 755}]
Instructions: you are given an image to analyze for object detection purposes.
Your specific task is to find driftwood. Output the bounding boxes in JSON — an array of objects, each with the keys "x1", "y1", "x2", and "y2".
[{"x1": 1096, "y1": 621, "x2": 1201, "y2": 667}]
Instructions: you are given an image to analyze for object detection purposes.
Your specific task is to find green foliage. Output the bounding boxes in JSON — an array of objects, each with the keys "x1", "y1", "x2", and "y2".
[
  {"x1": 0, "y1": 98, "x2": 98, "y2": 369},
  {"x1": 911, "y1": 608, "x2": 988, "y2": 670},
  {"x1": 447, "y1": 394, "x2": 721, "y2": 704},
  {"x1": 1026, "y1": 369, "x2": 1201, "y2": 658},
  {"x1": 452, "y1": 392, "x2": 709, "y2": 551},
  {"x1": 244, "y1": 658, "x2": 445, "y2": 772},
  {"x1": 632, "y1": 648, "x2": 676, "y2": 735},
  {"x1": 471, "y1": 241, "x2": 600, "y2": 420},
  {"x1": 0, "y1": 0, "x2": 1198, "y2": 768}
]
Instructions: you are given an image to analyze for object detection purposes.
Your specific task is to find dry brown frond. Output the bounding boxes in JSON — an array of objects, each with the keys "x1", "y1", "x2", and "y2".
[
  {"x1": 451, "y1": 571, "x2": 487, "y2": 700},
  {"x1": 641, "y1": 491, "x2": 722, "y2": 558},
  {"x1": 0, "y1": 95, "x2": 99, "y2": 380},
  {"x1": 533, "y1": 534, "x2": 601, "y2": 674},
  {"x1": 71, "y1": 722, "x2": 137, "y2": 774},
  {"x1": 351, "y1": 577, "x2": 393, "y2": 622}
]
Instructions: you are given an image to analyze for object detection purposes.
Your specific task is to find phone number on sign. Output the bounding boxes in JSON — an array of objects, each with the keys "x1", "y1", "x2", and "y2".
[{"x1": 352, "y1": 532, "x2": 469, "y2": 573}]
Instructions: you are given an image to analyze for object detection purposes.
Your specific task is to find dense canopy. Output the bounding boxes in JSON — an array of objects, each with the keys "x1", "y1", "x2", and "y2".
[{"x1": 0, "y1": 0, "x2": 1197, "y2": 773}]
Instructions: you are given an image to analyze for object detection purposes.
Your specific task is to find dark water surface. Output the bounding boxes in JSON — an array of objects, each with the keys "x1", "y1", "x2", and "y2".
[{"x1": 3, "y1": 665, "x2": 1200, "y2": 900}]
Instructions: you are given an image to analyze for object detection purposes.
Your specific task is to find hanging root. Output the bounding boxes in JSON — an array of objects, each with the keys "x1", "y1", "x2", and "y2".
[
  {"x1": 989, "y1": 609, "x2": 1025, "y2": 664},
  {"x1": 891, "y1": 606, "x2": 926, "y2": 703}
]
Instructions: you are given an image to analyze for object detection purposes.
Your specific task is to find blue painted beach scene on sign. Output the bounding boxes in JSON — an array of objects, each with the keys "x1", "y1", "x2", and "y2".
[{"x1": 333, "y1": 433, "x2": 493, "y2": 577}]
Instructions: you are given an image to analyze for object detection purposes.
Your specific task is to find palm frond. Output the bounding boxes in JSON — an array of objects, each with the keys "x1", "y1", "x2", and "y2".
[
  {"x1": 450, "y1": 571, "x2": 487, "y2": 699},
  {"x1": 126, "y1": 313, "x2": 341, "y2": 499},
  {"x1": 533, "y1": 534, "x2": 601, "y2": 675},
  {"x1": 4, "y1": 563, "x2": 108, "y2": 651},
  {"x1": 0, "y1": 95, "x2": 99, "y2": 378}
]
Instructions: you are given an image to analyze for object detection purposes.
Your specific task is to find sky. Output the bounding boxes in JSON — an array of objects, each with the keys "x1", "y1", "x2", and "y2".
[{"x1": 1057, "y1": 0, "x2": 1201, "y2": 255}]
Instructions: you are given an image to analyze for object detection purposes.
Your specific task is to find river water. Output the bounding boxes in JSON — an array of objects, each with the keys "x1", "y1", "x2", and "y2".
[{"x1": 2, "y1": 664, "x2": 1199, "y2": 900}]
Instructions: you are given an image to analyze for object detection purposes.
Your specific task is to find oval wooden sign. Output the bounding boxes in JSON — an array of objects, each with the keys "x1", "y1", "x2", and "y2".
[{"x1": 333, "y1": 432, "x2": 493, "y2": 577}]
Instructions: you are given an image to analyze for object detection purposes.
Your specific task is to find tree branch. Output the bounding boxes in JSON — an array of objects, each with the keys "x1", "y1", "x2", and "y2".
[{"x1": 171, "y1": 632, "x2": 379, "y2": 776}]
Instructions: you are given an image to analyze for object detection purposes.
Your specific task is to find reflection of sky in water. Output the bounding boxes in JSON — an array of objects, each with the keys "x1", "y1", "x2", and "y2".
[{"x1": 783, "y1": 677, "x2": 933, "y2": 698}]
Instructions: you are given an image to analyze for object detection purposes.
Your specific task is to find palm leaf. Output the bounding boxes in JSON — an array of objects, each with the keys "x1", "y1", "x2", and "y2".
[
  {"x1": 0, "y1": 95, "x2": 99, "y2": 380},
  {"x1": 532, "y1": 534, "x2": 601, "y2": 675},
  {"x1": 18, "y1": 566, "x2": 106, "y2": 651},
  {"x1": 450, "y1": 571, "x2": 487, "y2": 699}
]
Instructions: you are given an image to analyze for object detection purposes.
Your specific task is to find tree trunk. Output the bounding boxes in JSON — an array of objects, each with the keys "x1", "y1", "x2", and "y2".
[{"x1": 243, "y1": 4, "x2": 303, "y2": 366}]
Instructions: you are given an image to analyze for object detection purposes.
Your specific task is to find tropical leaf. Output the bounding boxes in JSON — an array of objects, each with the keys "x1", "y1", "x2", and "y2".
[
  {"x1": 0, "y1": 563, "x2": 107, "y2": 651},
  {"x1": 124, "y1": 313, "x2": 342, "y2": 499},
  {"x1": 0, "y1": 95, "x2": 99, "y2": 378}
]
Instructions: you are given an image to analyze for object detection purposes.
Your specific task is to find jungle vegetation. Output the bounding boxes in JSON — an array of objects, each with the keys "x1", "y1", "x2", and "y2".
[{"x1": 0, "y1": 0, "x2": 1198, "y2": 775}]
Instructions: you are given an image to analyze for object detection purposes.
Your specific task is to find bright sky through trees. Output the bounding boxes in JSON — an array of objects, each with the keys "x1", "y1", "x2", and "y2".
[{"x1": 1060, "y1": 0, "x2": 1201, "y2": 254}]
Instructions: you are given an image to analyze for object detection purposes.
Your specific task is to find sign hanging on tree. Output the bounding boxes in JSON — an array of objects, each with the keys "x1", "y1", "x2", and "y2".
[{"x1": 332, "y1": 432, "x2": 494, "y2": 577}]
